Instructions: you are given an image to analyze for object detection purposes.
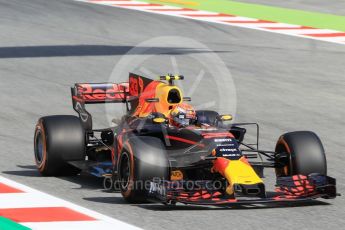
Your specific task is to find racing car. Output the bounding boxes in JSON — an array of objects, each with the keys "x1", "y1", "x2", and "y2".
[{"x1": 34, "y1": 73, "x2": 338, "y2": 205}]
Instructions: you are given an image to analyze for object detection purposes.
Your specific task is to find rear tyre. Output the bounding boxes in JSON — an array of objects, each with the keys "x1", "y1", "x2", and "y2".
[
  {"x1": 275, "y1": 131, "x2": 327, "y2": 177},
  {"x1": 119, "y1": 136, "x2": 169, "y2": 203},
  {"x1": 34, "y1": 115, "x2": 85, "y2": 176}
]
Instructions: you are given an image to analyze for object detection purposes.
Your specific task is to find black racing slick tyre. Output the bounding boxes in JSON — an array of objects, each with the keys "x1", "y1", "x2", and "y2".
[
  {"x1": 275, "y1": 131, "x2": 327, "y2": 177},
  {"x1": 34, "y1": 115, "x2": 85, "y2": 176},
  {"x1": 118, "y1": 136, "x2": 169, "y2": 203}
]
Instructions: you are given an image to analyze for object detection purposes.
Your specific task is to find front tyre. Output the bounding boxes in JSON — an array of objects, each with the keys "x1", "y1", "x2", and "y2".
[
  {"x1": 275, "y1": 131, "x2": 327, "y2": 177},
  {"x1": 119, "y1": 136, "x2": 169, "y2": 203}
]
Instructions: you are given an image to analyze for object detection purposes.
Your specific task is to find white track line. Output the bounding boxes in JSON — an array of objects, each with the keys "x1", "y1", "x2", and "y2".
[
  {"x1": 255, "y1": 23, "x2": 308, "y2": 28},
  {"x1": 91, "y1": 1, "x2": 145, "y2": 4},
  {"x1": 129, "y1": 5, "x2": 182, "y2": 10},
  {"x1": 319, "y1": 36, "x2": 345, "y2": 42},
  {"x1": 266, "y1": 29, "x2": 338, "y2": 35},
  {"x1": 150, "y1": 10, "x2": 217, "y2": 15},
  {"x1": 0, "y1": 176, "x2": 141, "y2": 230},
  {"x1": 0, "y1": 193, "x2": 63, "y2": 208},
  {"x1": 182, "y1": 16, "x2": 237, "y2": 21},
  {"x1": 23, "y1": 221, "x2": 136, "y2": 230}
]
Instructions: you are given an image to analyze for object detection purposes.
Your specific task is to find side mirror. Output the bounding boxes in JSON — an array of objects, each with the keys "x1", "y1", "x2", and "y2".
[
  {"x1": 215, "y1": 114, "x2": 233, "y2": 127},
  {"x1": 145, "y1": 98, "x2": 159, "y2": 103},
  {"x1": 217, "y1": 114, "x2": 233, "y2": 121},
  {"x1": 153, "y1": 117, "x2": 167, "y2": 124},
  {"x1": 183, "y1": 97, "x2": 191, "y2": 102},
  {"x1": 148, "y1": 112, "x2": 168, "y2": 124}
]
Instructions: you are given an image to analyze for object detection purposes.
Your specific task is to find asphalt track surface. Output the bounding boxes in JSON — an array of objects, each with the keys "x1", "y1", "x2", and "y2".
[
  {"x1": 237, "y1": 0, "x2": 345, "y2": 16},
  {"x1": 1, "y1": 0, "x2": 345, "y2": 229}
]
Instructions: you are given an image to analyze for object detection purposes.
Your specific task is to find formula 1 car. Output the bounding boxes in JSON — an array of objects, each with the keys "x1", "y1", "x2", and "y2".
[{"x1": 34, "y1": 73, "x2": 338, "y2": 205}]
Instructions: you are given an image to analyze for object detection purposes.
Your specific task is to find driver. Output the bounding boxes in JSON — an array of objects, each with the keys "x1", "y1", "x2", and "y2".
[{"x1": 169, "y1": 103, "x2": 196, "y2": 127}]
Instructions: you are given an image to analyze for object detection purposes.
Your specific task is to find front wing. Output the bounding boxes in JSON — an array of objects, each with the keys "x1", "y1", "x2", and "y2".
[{"x1": 148, "y1": 174, "x2": 337, "y2": 206}]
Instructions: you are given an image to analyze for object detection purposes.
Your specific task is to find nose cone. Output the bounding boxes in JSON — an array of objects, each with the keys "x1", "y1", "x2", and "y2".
[{"x1": 212, "y1": 158, "x2": 230, "y2": 176}]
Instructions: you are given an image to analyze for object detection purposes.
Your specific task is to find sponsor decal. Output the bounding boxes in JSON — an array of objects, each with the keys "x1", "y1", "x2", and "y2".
[
  {"x1": 149, "y1": 180, "x2": 167, "y2": 200},
  {"x1": 216, "y1": 143, "x2": 235, "y2": 147},
  {"x1": 222, "y1": 153, "x2": 242, "y2": 158},
  {"x1": 213, "y1": 140, "x2": 242, "y2": 160},
  {"x1": 129, "y1": 74, "x2": 144, "y2": 97},
  {"x1": 219, "y1": 148, "x2": 238, "y2": 152},
  {"x1": 214, "y1": 138, "x2": 233, "y2": 142},
  {"x1": 77, "y1": 83, "x2": 125, "y2": 101},
  {"x1": 129, "y1": 76, "x2": 139, "y2": 96},
  {"x1": 75, "y1": 101, "x2": 89, "y2": 122},
  {"x1": 171, "y1": 170, "x2": 184, "y2": 180}
]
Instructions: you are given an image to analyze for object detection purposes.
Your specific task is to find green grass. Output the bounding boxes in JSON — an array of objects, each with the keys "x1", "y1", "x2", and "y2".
[
  {"x1": 0, "y1": 217, "x2": 30, "y2": 230},
  {"x1": 138, "y1": 0, "x2": 345, "y2": 32}
]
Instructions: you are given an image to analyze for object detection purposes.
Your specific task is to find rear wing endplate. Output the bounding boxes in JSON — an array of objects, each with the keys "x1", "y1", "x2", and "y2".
[{"x1": 71, "y1": 83, "x2": 129, "y2": 130}]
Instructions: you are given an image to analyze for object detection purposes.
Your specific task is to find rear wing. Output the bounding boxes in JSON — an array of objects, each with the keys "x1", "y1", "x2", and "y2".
[
  {"x1": 71, "y1": 73, "x2": 155, "y2": 130},
  {"x1": 72, "y1": 83, "x2": 128, "y2": 104},
  {"x1": 71, "y1": 83, "x2": 129, "y2": 130}
]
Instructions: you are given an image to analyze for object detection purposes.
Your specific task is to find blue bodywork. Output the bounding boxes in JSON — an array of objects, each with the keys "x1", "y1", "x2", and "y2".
[{"x1": 89, "y1": 161, "x2": 113, "y2": 177}]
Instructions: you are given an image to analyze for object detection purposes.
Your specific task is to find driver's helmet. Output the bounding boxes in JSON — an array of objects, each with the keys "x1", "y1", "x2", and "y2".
[{"x1": 170, "y1": 103, "x2": 196, "y2": 127}]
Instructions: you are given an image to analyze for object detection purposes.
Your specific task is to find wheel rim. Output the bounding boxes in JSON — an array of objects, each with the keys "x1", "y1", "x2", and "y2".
[
  {"x1": 119, "y1": 152, "x2": 131, "y2": 191},
  {"x1": 35, "y1": 130, "x2": 44, "y2": 164},
  {"x1": 275, "y1": 139, "x2": 292, "y2": 177}
]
